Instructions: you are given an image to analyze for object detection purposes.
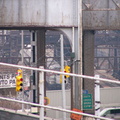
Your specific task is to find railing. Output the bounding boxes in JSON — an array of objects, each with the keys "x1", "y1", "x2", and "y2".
[
  {"x1": 0, "y1": 62, "x2": 120, "y2": 120},
  {"x1": 0, "y1": 62, "x2": 120, "y2": 84}
]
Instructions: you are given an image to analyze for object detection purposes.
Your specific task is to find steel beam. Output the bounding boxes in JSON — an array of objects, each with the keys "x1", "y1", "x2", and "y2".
[{"x1": 0, "y1": 0, "x2": 120, "y2": 30}]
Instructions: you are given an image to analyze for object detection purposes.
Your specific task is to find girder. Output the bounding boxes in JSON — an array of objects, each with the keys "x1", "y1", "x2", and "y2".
[
  {"x1": 0, "y1": 0, "x2": 120, "y2": 30},
  {"x1": 83, "y1": 0, "x2": 120, "y2": 30}
]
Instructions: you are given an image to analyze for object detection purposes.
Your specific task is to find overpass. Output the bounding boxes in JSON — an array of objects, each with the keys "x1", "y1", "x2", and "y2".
[
  {"x1": 0, "y1": 0, "x2": 120, "y2": 115},
  {"x1": 0, "y1": 0, "x2": 120, "y2": 29}
]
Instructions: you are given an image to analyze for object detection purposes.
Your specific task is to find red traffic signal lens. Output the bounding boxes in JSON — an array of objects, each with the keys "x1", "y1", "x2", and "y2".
[{"x1": 20, "y1": 78, "x2": 23, "y2": 81}]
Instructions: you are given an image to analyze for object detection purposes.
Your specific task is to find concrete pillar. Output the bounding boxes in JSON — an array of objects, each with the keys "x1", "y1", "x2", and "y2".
[
  {"x1": 83, "y1": 30, "x2": 95, "y2": 114},
  {"x1": 36, "y1": 28, "x2": 46, "y2": 103}
]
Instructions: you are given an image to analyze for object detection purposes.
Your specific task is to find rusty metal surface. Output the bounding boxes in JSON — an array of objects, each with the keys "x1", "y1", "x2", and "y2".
[
  {"x1": 0, "y1": 0, "x2": 46, "y2": 27},
  {"x1": 83, "y1": 0, "x2": 120, "y2": 30},
  {"x1": 0, "y1": 0, "x2": 75, "y2": 28},
  {"x1": 0, "y1": 0, "x2": 120, "y2": 30}
]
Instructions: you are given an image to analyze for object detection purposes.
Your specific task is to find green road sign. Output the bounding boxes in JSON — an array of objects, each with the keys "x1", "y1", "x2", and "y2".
[{"x1": 83, "y1": 94, "x2": 93, "y2": 110}]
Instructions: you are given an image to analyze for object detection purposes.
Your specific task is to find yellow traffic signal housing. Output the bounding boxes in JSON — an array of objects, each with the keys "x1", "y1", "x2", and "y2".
[
  {"x1": 16, "y1": 69, "x2": 23, "y2": 92},
  {"x1": 64, "y1": 65, "x2": 70, "y2": 78},
  {"x1": 60, "y1": 69, "x2": 65, "y2": 83},
  {"x1": 60, "y1": 66, "x2": 70, "y2": 83},
  {"x1": 44, "y1": 97, "x2": 50, "y2": 105}
]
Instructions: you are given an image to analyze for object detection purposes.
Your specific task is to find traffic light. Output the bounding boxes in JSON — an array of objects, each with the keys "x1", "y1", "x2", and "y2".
[
  {"x1": 60, "y1": 72, "x2": 63, "y2": 84},
  {"x1": 16, "y1": 69, "x2": 23, "y2": 92},
  {"x1": 60, "y1": 66, "x2": 70, "y2": 84},
  {"x1": 44, "y1": 97, "x2": 50, "y2": 105},
  {"x1": 64, "y1": 65, "x2": 70, "y2": 78}
]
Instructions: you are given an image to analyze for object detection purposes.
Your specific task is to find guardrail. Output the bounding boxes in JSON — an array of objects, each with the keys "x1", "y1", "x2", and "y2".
[
  {"x1": 0, "y1": 62, "x2": 119, "y2": 120},
  {"x1": 0, "y1": 62, "x2": 120, "y2": 84}
]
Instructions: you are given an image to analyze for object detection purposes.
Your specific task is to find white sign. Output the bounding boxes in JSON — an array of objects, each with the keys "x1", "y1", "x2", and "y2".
[{"x1": 0, "y1": 73, "x2": 16, "y2": 88}]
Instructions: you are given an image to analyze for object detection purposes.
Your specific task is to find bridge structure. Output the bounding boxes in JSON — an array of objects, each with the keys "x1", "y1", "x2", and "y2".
[{"x1": 0, "y1": 0, "x2": 120, "y2": 117}]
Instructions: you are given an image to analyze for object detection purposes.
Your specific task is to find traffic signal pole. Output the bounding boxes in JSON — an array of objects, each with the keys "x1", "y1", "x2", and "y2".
[
  {"x1": 71, "y1": 0, "x2": 83, "y2": 114},
  {"x1": 60, "y1": 34, "x2": 66, "y2": 120},
  {"x1": 21, "y1": 30, "x2": 24, "y2": 112},
  {"x1": 78, "y1": 0, "x2": 83, "y2": 112}
]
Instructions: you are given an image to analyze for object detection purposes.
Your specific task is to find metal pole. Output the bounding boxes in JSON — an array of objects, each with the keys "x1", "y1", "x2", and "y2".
[
  {"x1": 73, "y1": 0, "x2": 83, "y2": 111},
  {"x1": 60, "y1": 34, "x2": 66, "y2": 120},
  {"x1": 72, "y1": 27, "x2": 75, "y2": 53},
  {"x1": 71, "y1": 27, "x2": 75, "y2": 110},
  {"x1": 21, "y1": 30, "x2": 24, "y2": 112},
  {"x1": 39, "y1": 66, "x2": 44, "y2": 120},
  {"x1": 21, "y1": 30, "x2": 24, "y2": 64},
  {"x1": 31, "y1": 31, "x2": 37, "y2": 103},
  {"x1": 95, "y1": 75, "x2": 100, "y2": 118},
  {"x1": 78, "y1": 0, "x2": 83, "y2": 110}
]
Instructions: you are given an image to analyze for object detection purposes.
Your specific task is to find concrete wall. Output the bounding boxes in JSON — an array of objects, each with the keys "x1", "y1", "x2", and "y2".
[
  {"x1": 46, "y1": 87, "x2": 120, "y2": 119},
  {"x1": 0, "y1": 108, "x2": 39, "y2": 120},
  {"x1": 46, "y1": 90, "x2": 71, "y2": 119},
  {"x1": 100, "y1": 87, "x2": 120, "y2": 108}
]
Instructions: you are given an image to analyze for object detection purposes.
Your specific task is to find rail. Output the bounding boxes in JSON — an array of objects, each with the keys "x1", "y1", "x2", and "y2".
[
  {"x1": 0, "y1": 62, "x2": 119, "y2": 120},
  {"x1": 0, "y1": 62, "x2": 120, "y2": 84}
]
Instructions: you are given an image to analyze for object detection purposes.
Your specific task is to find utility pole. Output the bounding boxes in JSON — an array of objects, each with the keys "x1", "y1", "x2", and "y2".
[{"x1": 71, "y1": 0, "x2": 83, "y2": 115}]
